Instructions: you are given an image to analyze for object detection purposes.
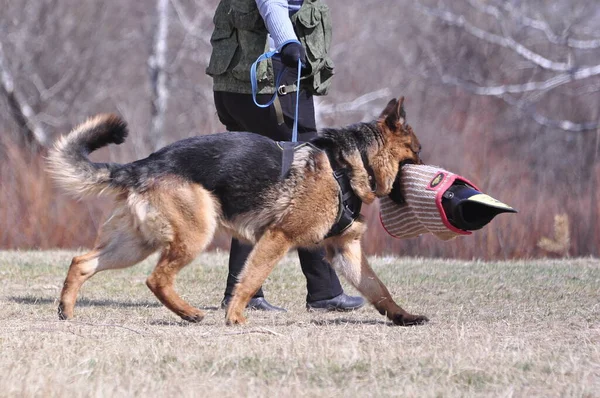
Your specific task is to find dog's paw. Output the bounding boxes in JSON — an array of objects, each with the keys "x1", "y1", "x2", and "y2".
[
  {"x1": 180, "y1": 310, "x2": 205, "y2": 323},
  {"x1": 57, "y1": 303, "x2": 72, "y2": 320},
  {"x1": 391, "y1": 313, "x2": 429, "y2": 326},
  {"x1": 225, "y1": 312, "x2": 247, "y2": 326}
]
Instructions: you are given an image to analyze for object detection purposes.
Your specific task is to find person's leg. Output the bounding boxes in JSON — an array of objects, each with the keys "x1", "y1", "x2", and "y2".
[
  {"x1": 215, "y1": 92, "x2": 284, "y2": 311},
  {"x1": 216, "y1": 87, "x2": 341, "y2": 299},
  {"x1": 297, "y1": 248, "x2": 341, "y2": 302},
  {"x1": 263, "y1": 71, "x2": 361, "y2": 307},
  {"x1": 214, "y1": 76, "x2": 364, "y2": 310},
  {"x1": 276, "y1": 93, "x2": 348, "y2": 304},
  {"x1": 225, "y1": 238, "x2": 260, "y2": 297},
  {"x1": 215, "y1": 90, "x2": 288, "y2": 300},
  {"x1": 221, "y1": 238, "x2": 286, "y2": 311},
  {"x1": 281, "y1": 97, "x2": 364, "y2": 310}
]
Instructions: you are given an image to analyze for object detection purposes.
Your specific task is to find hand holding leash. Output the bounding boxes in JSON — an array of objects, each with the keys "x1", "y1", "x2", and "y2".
[
  {"x1": 250, "y1": 40, "x2": 304, "y2": 142},
  {"x1": 279, "y1": 41, "x2": 306, "y2": 69}
]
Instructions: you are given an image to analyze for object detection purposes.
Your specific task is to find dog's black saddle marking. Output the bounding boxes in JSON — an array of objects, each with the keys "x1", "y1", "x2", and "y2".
[{"x1": 276, "y1": 141, "x2": 362, "y2": 238}]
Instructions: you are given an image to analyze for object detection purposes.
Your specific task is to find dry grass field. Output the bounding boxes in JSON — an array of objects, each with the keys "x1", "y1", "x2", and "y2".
[{"x1": 0, "y1": 250, "x2": 598, "y2": 397}]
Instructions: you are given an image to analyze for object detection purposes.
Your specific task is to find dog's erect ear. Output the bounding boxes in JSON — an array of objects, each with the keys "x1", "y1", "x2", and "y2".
[
  {"x1": 380, "y1": 98, "x2": 398, "y2": 120},
  {"x1": 380, "y1": 96, "x2": 406, "y2": 131}
]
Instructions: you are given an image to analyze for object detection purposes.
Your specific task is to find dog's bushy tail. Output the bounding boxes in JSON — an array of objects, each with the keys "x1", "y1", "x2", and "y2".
[{"x1": 47, "y1": 114, "x2": 128, "y2": 198}]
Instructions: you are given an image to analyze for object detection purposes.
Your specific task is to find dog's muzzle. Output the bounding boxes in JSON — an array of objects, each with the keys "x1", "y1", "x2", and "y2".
[{"x1": 380, "y1": 164, "x2": 517, "y2": 241}]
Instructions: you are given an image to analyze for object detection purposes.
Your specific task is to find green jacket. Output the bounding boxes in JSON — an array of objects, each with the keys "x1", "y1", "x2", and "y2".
[{"x1": 206, "y1": 0, "x2": 334, "y2": 95}]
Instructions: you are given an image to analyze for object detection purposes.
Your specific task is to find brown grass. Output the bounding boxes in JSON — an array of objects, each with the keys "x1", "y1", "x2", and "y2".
[
  {"x1": 0, "y1": 251, "x2": 598, "y2": 397},
  {"x1": 0, "y1": 137, "x2": 107, "y2": 249}
]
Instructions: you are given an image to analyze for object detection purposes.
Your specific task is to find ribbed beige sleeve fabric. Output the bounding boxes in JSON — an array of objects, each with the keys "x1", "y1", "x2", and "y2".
[{"x1": 379, "y1": 165, "x2": 470, "y2": 241}]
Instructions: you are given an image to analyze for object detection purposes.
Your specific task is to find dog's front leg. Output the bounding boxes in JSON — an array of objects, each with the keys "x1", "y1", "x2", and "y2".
[
  {"x1": 226, "y1": 229, "x2": 292, "y2": 325},
  {"x1": 343, "y1": 151, "x2": 377, "y2": 204},
  {"x1": 326, "y1": 239, "x2": 429, "y2": 326}
]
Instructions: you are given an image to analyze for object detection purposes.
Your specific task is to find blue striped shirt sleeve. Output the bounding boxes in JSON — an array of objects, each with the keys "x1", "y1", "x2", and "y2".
[{"x1": 255, "y1": 0, "x2": 299, "y2": 50}]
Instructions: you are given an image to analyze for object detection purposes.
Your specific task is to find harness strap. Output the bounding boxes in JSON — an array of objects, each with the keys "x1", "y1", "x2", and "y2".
[
  {"x1": 324, "y1": 153, "x2": 363, "y2": 239},
  {"x1": 273, "y1": 96, "x2": 285, "y2": 125},
  {"x1": 324, "y1": 167, "x2": 362, "y2": 239},
  {"x1": 275, "y1": 142, "x2": 363, "y2": 238},
  {"x1": 278, "y1": 141, "x2": 300, "y2": 178},
  {"x1": 276, "y1": 141, "x2": 316, "y2": 178},
  {"x1": 290, "y1": 62, "x2": 301, "y2": 142}
]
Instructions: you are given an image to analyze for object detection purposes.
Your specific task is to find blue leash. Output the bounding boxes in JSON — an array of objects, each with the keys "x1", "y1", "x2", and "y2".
[{"x1": 250, "y1": 44, "x2": 303, "y2": 143}]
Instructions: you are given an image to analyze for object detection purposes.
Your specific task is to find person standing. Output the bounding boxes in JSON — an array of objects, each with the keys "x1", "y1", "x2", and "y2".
[{"x1": 206, "y1": 0, "x2": 365, "y2": 312}]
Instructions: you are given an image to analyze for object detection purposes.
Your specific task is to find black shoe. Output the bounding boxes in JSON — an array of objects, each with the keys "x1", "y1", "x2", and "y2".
[
  {"x1": 306, "y1": 293, "x2": 366, "y2": 312},
  {"x1": 221, "y1": 296, "x2": 287, "y2": 312}
]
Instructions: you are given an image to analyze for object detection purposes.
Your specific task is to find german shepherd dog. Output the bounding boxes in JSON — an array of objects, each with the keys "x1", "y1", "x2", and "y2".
[{"x1": 47, "y1": 96, "x2": 428, "y2": 326}]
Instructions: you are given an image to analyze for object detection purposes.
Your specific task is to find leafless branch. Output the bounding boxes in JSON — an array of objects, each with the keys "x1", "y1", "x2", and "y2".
[
  {"x1": 501, "y1": 94, "x2": 598, "y2": 132},
  {"x1": 415, "y1": 2, "x2": 576, "y2": 72},
  {"x1": 167, "y1": 0, "x2": 212, "y2": 72},
  {"x1": 467, "y1": 0, "x2": 600, "y2": 50},
  {"x1": 32, "y1": 67, "x2": 77, "y2": 102},
  {"x1": 435, "y1": 71, "x2": 600, "y2": 132},
  {"x1": 414, "y1": 1, "x2": 600, "y2": 132},
  {"x1": 317, "y1": 88, "x2": 392, "y2": 115},
  {"x1": 441, "y1": 64, "x2": 600, "y2": 96},
  {"x1": 169, "y1": 0, "x2": 211, "y2": 43},
  {"x1": 0, "y1": 41, "x2": 49, "y2": 149}
]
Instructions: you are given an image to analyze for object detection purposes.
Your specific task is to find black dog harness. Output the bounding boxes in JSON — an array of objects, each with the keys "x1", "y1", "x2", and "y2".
[
  {"x1": 277, "y1": 141, "x2": 362, "y2": 238},
  {"x1": 324, "y1": 165, "x2": 363, "y2": 238}
]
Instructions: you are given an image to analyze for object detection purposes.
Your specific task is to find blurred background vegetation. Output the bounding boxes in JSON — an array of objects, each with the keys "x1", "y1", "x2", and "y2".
[{"x1": 1, "y1": 0, "x2": 599, "y2": 259}]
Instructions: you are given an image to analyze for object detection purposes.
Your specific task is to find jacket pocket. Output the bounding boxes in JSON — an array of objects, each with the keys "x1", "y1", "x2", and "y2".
[
  {"x1": 293, "y1": 1, "x2": 332, "y2": 60},
  {"x1": 230, "y1": 30, "x2": 270, "y2": 82},
  {"x1": 311, "y1": 58, "x2": 334, "y2": 96},
  {"x1": 206, "y1": 1, "x2": 238, "y2": 77},
  {"x1": 206, "y1": 27, "x2": 238, "y2": 76},
  {"x1": 292, "y1": 0, "x2": 335, "y2": 95}
]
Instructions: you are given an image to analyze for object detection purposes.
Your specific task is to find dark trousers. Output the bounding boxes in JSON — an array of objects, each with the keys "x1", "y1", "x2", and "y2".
[{"x1": 213, "y1": 78, "x2": 343, "y2": 302}]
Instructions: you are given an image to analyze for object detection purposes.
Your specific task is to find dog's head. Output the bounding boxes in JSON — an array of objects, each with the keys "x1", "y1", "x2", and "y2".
[
  {"x1": 371, "y1": 96, "x2": 422, "y2": 197},
  {"x1": 378, "y1": 96, "x2": 422, "y2": 165}
]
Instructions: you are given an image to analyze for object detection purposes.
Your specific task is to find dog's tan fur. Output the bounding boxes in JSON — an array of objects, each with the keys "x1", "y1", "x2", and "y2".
[{"x1": 49, "y1": 96, "x2": 428, "y2": 326}]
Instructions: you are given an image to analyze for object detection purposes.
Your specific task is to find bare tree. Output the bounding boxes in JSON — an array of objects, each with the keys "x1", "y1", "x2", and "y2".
[
  {"x1": 0, "y1": 41, "x2": 48, "y2": 150},
  {"x1": 414, "y1": 0, "x2": 600, "y2": 132},
  {"x1": 148, "y1": 0, "x2": 171, "y2": 150}
]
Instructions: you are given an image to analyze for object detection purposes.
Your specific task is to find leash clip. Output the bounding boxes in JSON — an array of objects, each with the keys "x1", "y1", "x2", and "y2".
[{"x1": 277, "y1": 85, "x2": 289, "y2": 96}]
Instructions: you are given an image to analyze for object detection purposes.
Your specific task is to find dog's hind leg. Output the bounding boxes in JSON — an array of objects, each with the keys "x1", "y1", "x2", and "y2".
[
  {"x1": 58, "y1": 208, "x2": 156, "y2": 320},
  {"x1": 146, "y1": 243, "x2": 207, "y2": 322},
  {"x1": 225, "y1": 229, "x2": 292, "y2": 325},
  {"x1": 145, "y1": 185, "x2": 218, "y2": 323},
  {"x1": 326, "y1": 239, "x2": 428, "y2": 326}
]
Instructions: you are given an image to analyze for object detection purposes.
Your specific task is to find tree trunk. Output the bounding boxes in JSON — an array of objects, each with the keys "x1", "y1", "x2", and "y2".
[
  {"x1": 0, "y1": 42, "x2": 48, "y2": 151},
  {"x1": 148, "y1": 0, "x2": 170, "y2": 151}
]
